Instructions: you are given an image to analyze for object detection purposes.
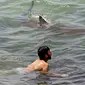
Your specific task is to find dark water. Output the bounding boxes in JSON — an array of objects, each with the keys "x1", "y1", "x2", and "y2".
[{"x1": 0, "y1": 0, "x2": 85, "y2": 85}]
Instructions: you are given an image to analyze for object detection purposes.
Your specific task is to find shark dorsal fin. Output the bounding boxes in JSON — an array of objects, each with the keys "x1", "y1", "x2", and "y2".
[{"x1": 39, "y1": 16, "x2": 48, "y2": 26}]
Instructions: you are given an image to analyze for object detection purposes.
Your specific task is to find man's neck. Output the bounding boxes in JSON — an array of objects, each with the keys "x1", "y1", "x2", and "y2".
[
  {"x1": 40, "y1": 59, "x2": 48, "y2": 62},
  {"x1": 44, "y1": 59, "x2": 48, "y2": 62}
]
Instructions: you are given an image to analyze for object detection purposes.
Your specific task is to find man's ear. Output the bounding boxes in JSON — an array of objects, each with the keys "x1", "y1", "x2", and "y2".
[{"x1": 45, "y1": 54, "x2": 48, "y2": 59}]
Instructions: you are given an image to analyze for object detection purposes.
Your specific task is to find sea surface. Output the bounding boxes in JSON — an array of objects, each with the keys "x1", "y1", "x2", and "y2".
[{"x1": 0, "y1": 0, "x2": 85, "y2": 85}]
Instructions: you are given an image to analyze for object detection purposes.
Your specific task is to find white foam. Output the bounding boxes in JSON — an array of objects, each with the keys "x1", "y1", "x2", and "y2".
[{"x1": 15, "y1": 67, "x2": 25, "y2": 74}]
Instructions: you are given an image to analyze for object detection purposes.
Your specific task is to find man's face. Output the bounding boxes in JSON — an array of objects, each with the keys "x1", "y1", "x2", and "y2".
[{"x1": 47, "y1": 50, "x2": 52, "y2": 60}]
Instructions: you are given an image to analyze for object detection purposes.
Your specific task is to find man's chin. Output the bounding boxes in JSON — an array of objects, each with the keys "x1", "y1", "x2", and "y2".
[{"x1": 48, "y1": 57, "x2": 51, "y2": 60}]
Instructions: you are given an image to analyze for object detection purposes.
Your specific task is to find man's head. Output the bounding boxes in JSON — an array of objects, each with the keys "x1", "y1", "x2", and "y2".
[{"x1": 37, "y1": 46, "x2": 52, "y2": 61}]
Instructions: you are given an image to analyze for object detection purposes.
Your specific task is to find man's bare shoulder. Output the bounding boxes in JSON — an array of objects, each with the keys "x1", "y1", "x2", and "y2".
[
  {"x1": 39, "y1": 60, "x2": 48, "y2": 66},
  {"x1": 35, "y1": 59, "x2": 48, "y2": 66}
]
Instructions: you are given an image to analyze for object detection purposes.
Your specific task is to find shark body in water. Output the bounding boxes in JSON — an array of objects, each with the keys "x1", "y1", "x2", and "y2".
[
  {"x1": 20, "y1": 1, "x2": 49, "y2": 28},
  {"x1": 21, "y1": 0, "x2": 85, "y2": 34},
  {"x1": 22, "y1": 15, "x2": 85, "y2": 35},
  {"x1": 23, "y1": 16, "x2": 49, "y2": 28}
]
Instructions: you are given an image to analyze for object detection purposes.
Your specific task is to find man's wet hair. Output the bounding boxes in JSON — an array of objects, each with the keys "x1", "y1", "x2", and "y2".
[{"x1": 37, "y1": 46, "x2": 50, "y2": 60}]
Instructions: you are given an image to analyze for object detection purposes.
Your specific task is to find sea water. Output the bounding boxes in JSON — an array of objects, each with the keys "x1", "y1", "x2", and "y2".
[{"x1": 0, "y1": 0, "x2": 85, "y2": 85}]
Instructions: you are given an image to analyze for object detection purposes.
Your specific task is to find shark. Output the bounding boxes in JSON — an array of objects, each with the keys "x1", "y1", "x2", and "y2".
[
  {"x1": 21, "y1": 1, "x2": 49, "y2": 28},
  {"x1": 22, "y1": 15, "x2": 85, "y2": 35},
  {"x1": 21, "y1": 1, "x2": 85, "y2": 34},
  {"x1": 23, "y1": 15, "x2": 50, "y2": 28}
]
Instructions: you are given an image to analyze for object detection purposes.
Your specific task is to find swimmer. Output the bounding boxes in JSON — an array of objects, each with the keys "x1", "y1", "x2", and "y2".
[{"x1": 24, "y1": 46, "x2": 68, "y2": 77}]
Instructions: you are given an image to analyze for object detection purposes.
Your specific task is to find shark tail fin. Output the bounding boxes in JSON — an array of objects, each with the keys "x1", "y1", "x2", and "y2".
[
  {"x1": 39, "y1": 16, "x2": 48, "y2": 26},
  {"x1": 22, "y1": 1, "x2": 34, "y2": 16}
]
